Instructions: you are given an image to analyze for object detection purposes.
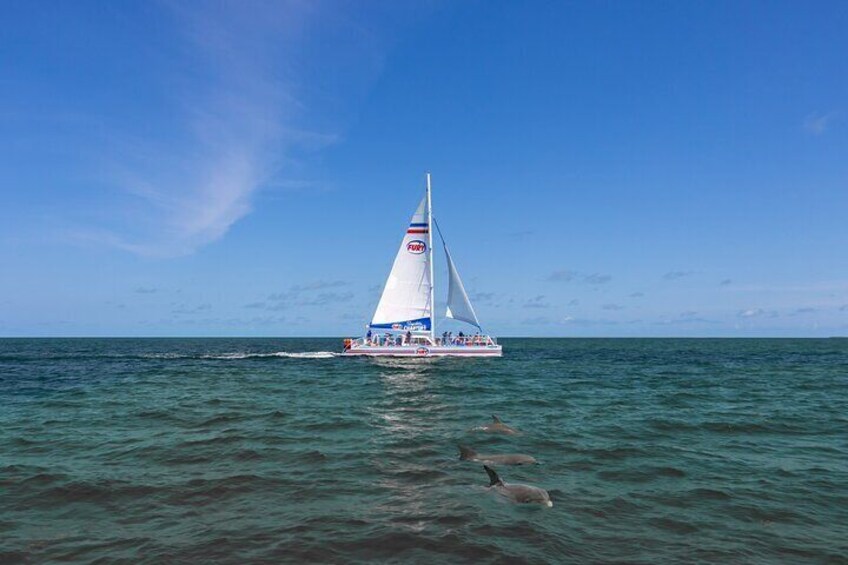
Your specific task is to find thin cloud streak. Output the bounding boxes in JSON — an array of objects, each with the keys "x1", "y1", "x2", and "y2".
[
  {"x1": 547, "y1": 270, "x2": 612, "y2": 285},
  {"x1": 523, "y1": 295, "x2": 550, "y2": 309},
  {"x1": 80, "y1": 2, "x2": 367, "y2": 257},
  {"x1": 803, "y1": 111, "x2": 839, "y2": 135},
  {"x1": 663, "y1": 270, "x2": 694, "y2": 281},
  {"x1": 134, "y1": 287, "x2": 158, "y2": 294},
  {"x1": 737, "y1": 308, "x2": 779, "y2": 319}
]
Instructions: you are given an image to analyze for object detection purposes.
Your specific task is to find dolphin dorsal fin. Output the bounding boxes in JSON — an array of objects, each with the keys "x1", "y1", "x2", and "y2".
[
  {"x1": 484, "y1": 465, "x2": 503, "y2": 486},
  {"x1": 492, "y1": 415, "x2": 502, "y2": 423},
  {"x1": 458, "y1": 445, "x2": 477, "y2": 460}
]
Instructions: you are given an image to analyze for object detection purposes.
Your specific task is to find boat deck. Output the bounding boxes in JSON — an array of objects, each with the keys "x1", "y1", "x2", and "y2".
[{"x1": 342, "y1": 344, "x2": 502, "y2": 357}]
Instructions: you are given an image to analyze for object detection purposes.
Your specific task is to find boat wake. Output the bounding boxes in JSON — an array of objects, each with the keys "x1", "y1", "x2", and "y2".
[
  {"x1": 1, "y1": 351, "x2": 341, "y2": 362},
  {"x1": 134, "y1": 351, "x2": 340, "y2": 360},
  {"x1": 200, "y1": 352, "x2": 339, "y2": 360}
]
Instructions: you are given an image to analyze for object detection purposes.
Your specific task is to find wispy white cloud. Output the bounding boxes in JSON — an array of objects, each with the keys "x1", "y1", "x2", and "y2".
[
  {"x1": 737, "y1": 308, "x2": 779, "y2": 319},
  {"x1": 663, "y1": 270, "x2": 694, "y2": 281},
  {"x1": 260, "y1": 280, "x2": 354, "y2": 310},
  {"x1": 470, "y1": 292, "x2": 495, "y2": 304},
  {"x1": 738, "y1": 308, "x2": 764, "y2": 318},
  {"x1": 584, "y1": 273, "x2": 612, "y2": 285},
  {"x1": 299, "y1": 292, "x2": 354, "y2": 306},
  {"x1": 547, "y1": 270, "x2": 577, "y2": 282},
  {"x1": 547, "y1": 270, "x2": 611, "y2": 285},
  {"x1": 653, "y1": 311, "x2": 718, "y2": 325},
  {"x1": 172, "y1": 303, "x2": 212, "y2": 315},
  {"x1": 803, "y1": 111, "x2": 839, "y2": 135},
  {"x1": 523, "y1": 295, "x2": 549, "y2": 309},
  {"x1": 77, "y1": 2, "x2": 385, "y2": 257},
  {"x1": 289, "y1": 280, "x2": 347, "y2": 293},
  {"x1": 134, "y1": 287, "x2": 158, "y2": 294}
]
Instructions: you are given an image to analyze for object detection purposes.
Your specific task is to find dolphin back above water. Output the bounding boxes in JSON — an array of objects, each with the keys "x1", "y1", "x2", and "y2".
[
  {"x1": 458, "y1": 445, "x2": 537, "y2": 465},
  {"x1": 483, "y1": 465, "x2": 552, "y2": 507},
  {"x1": 472, "y1": 415, "x2": 520, "y2": 435}
]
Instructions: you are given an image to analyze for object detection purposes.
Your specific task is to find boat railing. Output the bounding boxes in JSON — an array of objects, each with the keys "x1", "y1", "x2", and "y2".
[
  {"x1": 348, "y1": 334, "x2": 499, "y2": 348},
  {"x1": 436, "y1": 335, "x2": 498, "y2": 347}
]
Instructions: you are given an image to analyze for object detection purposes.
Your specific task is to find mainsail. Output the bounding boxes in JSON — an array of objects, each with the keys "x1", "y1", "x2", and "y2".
[
  {"x1": 443, "y1": 244, "x2": 481, "y2": 329},
  {"x1": 370, "y1": 195, "x2": 433, "y2": 331}
]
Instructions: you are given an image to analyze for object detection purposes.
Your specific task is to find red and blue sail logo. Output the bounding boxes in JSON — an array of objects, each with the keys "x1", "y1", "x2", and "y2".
[
  {"x1": 407, "y1": 222, "x2": 428, "y2": 235},
  {"x1": 406, "y1": 240, "x2": 426, "y2": 254}
]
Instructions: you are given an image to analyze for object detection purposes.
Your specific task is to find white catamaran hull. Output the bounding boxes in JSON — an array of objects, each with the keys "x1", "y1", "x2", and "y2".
[{"x1": 342, "y1": 345, "x2": 502, "y2": 357}]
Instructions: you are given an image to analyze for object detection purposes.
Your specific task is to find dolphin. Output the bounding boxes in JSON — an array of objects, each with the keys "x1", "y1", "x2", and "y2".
[
  {"x1": 472, "y1": 415, "x2": 520, "y2": 435},
  {"x1": 458, "y1": 445, "x2": 537, "y2": 465},
  {"x1": 484, "y1": 465, "x2": 552, "y2": 507}
]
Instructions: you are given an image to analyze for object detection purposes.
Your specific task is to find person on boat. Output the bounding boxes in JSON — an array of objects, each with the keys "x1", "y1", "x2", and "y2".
[
  {"x1": 442, "y1": 331, "x2": 448, "y2": 345},
  {"x1": 405, "y1": 330, "x2": 412, "y2": 345},
  {"x1": 366, "y1": 329, "x2": 372, "y2": 345},
  {"x1": 458, "y1": 331, "x2": 464, "y2": 345}
]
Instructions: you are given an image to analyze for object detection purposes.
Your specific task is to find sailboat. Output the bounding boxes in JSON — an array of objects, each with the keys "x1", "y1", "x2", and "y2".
[{"x1": 342, "y1": 173, "x2": 502, "y2": 357}]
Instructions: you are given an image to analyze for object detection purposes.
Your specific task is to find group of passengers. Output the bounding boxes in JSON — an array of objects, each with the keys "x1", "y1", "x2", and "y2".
[
  {"x1": 440, "y1": 331, "x2": 487, "y2": 346},
  {"x1": 365, "y1": 329, "x2": 414, "y2": 347},
  {"x1": 364, "y1": 329, "x2": 488, "y2": 347}
]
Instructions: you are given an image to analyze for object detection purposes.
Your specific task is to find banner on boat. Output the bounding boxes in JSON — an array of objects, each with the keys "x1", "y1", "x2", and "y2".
[{"x1": 369, "y1": 317, "x2": 432, "y2": 331}]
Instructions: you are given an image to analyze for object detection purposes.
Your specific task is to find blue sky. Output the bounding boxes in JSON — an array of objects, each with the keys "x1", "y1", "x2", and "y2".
[{"x1": 1, "y1": 1, "x2": 846, "y2": 337}]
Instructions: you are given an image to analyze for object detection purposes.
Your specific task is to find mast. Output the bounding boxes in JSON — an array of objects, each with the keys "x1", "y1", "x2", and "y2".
[{"x1": 426, "y1": 172, "x2": 435, "y2": 342}]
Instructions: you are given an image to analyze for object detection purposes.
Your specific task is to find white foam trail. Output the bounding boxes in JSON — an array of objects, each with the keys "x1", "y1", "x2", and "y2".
[
  {"x1": 142, "y1": 351, "x2": 339, "y2": 360},
  {"x1": 272, "y1": 352, "x2": 338, "y2": 359},
  {"x1": 204, "y1": 351, "x2": 338, "y2": 360}
]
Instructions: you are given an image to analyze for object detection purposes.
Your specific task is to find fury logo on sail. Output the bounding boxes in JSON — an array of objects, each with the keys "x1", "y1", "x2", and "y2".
[{"x1": 407, "y1": 240, "x2": 426, "y2": 254}]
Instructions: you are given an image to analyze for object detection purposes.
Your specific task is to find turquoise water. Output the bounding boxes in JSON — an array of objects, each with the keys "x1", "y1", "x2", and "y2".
[{"x1": 2, "y1": 338, "x2": 847, "y2": 563}]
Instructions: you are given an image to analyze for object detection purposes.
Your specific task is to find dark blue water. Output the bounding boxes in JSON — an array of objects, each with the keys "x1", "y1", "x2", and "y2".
[{"x1": 2, "y1": 338, "x2": 847, "y2": 563}]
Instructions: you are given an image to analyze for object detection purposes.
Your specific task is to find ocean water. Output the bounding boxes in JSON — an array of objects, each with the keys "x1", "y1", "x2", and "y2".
[{"x1": 1, "y1": 338, "x2": 847, "y2": 563}]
